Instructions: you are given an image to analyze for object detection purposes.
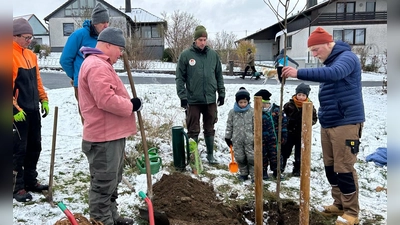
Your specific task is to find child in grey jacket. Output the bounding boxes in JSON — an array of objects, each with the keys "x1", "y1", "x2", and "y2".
[{"x1": 225, "y1": 87, "x2": 254, "y2": 182}]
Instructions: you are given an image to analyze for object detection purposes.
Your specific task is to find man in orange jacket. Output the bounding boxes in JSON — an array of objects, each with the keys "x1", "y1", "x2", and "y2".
[{"x1": 13, "y1": 18, "x2": 50, "y2": 202}]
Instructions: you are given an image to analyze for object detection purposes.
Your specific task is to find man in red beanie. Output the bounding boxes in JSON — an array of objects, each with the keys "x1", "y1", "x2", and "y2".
[{"x1": 281, "y1": 27, "x2": 364, "y2": 225}]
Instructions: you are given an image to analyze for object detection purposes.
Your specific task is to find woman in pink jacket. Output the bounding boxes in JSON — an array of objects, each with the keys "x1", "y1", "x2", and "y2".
[{"x1": 78, "y1": 27, "x2": 142, "y2": 225}]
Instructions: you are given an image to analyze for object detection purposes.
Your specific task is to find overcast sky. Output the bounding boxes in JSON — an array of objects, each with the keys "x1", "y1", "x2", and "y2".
[{"x1": 13, "y1": 0, "x2": 324, "y2": 39}]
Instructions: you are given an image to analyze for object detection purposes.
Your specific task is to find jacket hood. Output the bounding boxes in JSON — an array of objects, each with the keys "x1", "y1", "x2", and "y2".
[
  {"x1": 324, "y1": 41, "x2": 351, "y2": 65},
  {"x1": 82, "y1": 20, "x2": 91, "y2": 29},
  {"x1": 80, "y1": 46, "x2": 103, "y2": 57}
]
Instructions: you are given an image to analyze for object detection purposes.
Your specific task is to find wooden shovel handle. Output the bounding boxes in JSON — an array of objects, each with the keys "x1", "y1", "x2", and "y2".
[{"x1": 122, "y1": 53, "x2": 153, "y2": 199}]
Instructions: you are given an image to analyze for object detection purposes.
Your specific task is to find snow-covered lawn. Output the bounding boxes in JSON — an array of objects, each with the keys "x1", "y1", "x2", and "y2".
[{"x1": 13, "y1": 72, "x2": 387, "y2": 224}]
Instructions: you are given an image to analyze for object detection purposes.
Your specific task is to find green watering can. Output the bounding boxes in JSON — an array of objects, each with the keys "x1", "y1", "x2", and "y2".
[
  {"x1": 141, "y1": 147, "x2": 159, "y2": 162},
  {"x1": 136, "y1": 147, "x2": 162, "y2": 175}
]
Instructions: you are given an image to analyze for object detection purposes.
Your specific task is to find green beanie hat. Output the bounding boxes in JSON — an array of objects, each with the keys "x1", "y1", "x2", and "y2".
[{"x1": 193, "y1": 25, "x2": 207, "y2": 40}]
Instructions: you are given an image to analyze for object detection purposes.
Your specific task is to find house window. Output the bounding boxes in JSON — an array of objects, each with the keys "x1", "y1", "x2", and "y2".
[
  {"x1": 366, "y1": 2, "x2": 376, "y2": 12},
  {"x1": 141, "y1": 26, "x2": 161, "y2": 38},
  {"x1": 336, "y1": 2, "x2": 355, "y2": 13},
  {"x1": 65, "y1": 0, "x2": 97, "y2": 17},
  {"x1": 63, "y1": 23, "x2": 74, "y2": 36},
  {"x1": 151, "y1": 26, "x2": 160, "y2": 38},
  {"x1": 286, "y1": 35, "x2": 292, "y2": 49},
  {"x1": 142, "y1": 26, "x2": 151, "y2": 38},
  {"x1": 333, "y1": 29, "x2": 365, "y2": 45},
  {"x1": 337, "y1": 2, "x2": 355, "y2": 20}
]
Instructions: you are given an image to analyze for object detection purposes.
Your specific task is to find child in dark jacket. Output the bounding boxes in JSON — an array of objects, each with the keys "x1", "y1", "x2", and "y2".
[
  {"x1": 225, "y1": 87, "x2": 254, "y2": 182},
  {"x1": 254, "y1": 89, "x2": 288, "y2": 180},
  {"x1": 282, "y1": 83, "x2": 318, "y2": 176}
]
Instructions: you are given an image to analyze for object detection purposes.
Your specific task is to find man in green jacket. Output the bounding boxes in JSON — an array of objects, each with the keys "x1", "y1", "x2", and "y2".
[{"x1": 175, "y1": 25, "x2": 226, "y2": 164}]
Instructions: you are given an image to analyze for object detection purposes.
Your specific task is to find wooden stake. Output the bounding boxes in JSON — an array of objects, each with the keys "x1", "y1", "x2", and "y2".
[
  {"x1": 254, "y1": 96, "x2": 263, "y2": 225},
  {"x1": 46, "y1": 106, "x2": 58, "y2": 207},
  {"x1": 299, "y1": 102, "x2": 313, "y2": 225},
  {"x1": 122, "y1": 53, "x2": 153, "y2": 199}
]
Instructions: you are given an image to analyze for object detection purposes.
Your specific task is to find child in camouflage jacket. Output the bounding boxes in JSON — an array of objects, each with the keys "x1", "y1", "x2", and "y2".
[{"x1": 225, "y1": 87, "x2": 254, "y2": 182}]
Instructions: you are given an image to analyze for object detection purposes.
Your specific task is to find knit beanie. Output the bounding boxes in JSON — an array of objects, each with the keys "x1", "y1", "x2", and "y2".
[
  {"x1": 91, "y1": 3, "x2": 109, "y2": 25},
  {"x1": 254, "y1": 89, "x2": 272, "y2": 103},
  {"x1": 98, "y1": 27, "x2": 125, "y2": 47},
  {"x1": 295, "y1": 83, "x2": 311, "y2": 97},
  {"x1": 193, "y1": 25, "x2": 207, "y2": 40},
  {"x1": 235, "y1": 87, "x2": 250, "y2": 103},
  {"x1": 307, "y1": 27, "x2": 333, "y2": 47},
  {"x1": 13, "y1": 18, "x2": 33, "y2": 36}
]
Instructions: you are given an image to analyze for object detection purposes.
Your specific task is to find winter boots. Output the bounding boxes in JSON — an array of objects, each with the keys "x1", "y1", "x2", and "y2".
[
  {"x1": 25, "y1": 183, "x2": 49, "y2": 193},
  {"x1": 205, "y1": 136, "x2": 218, "y2": 164},
  {"x1": 318, "y1": 204, "x2": 344, "y2": 216},
  {"x1": 335, "y1": 214, "x2": 359, "y2": 225},
  {"x1": 115, "y1": 216, "x2": 134, "y2": 225},
  {"x1": 13, "y1": 189, "x2": 32, "y2": 202}
]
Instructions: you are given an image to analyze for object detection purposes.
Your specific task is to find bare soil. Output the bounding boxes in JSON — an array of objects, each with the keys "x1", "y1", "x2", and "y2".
[{"x1": 138, "y1": 172, "x2": 336, "y2": 225}]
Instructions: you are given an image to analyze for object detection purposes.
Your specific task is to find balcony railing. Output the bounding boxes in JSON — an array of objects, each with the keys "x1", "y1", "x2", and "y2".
[{"x1": 316, "y1": 11, "x2": 387, "y2": 22}]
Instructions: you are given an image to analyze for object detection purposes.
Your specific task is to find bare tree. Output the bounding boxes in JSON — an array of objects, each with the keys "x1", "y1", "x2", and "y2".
[
  {"x1": 161, "y1": 10, "x2": 199, "y2": 63},
  {"x1": 263, "y1": 0, "x2": 307, "y2": 212},
  {"x1": 72, "y1": 6, "x2": 92, "y2": 27},
  {"x1": 237, "y1": 40, "x2": 256, "y2": 70},
  {"x1": 211, "y1": 30, "x2": 237, "y2": 64}
]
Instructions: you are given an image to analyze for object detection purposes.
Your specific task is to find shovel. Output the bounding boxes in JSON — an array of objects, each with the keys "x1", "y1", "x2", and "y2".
[
  {"x1": 229, "y1": 145, "x2": 238, "y2": 173},
  {"x1": 138, "y1": 191, "x2": 170, "y2": 225}
]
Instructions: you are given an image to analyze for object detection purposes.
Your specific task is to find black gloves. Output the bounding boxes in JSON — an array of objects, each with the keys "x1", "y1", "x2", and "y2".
[
  {"x1": 181, "y1": 99, "x2": 188, "y2": 109},
  {"x1": 217, "y1": 97, "x2": 224, "y2": 106},
  {"x1": 131, "y1": 97, "x2": 143, "y2": 112},
  {"x1": 225, "y1": 138, "x2": 232, "y2": 147}
]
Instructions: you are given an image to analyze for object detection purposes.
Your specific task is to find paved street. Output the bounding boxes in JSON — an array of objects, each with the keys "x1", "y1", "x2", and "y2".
[{"x1": 40, "y1": 71, "x2": 382, "y2": 89}]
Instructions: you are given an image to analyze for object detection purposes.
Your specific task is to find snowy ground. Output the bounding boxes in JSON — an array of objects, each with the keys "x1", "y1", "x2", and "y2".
[{"x1": 13, "y1": 71, "x2": 387, "y2": 224}]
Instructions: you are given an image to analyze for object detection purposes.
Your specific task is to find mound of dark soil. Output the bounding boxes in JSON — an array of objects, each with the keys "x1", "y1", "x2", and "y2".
[{"x1": 146, "y1": 172, "x2": 335, "y2": 225}]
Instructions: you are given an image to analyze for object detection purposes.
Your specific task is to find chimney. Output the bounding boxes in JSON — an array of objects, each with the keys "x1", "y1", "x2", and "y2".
[
  {"x1": 125, "y1": 0, "x2": 131, "y2": 13},
  {"x1": 307, "y1": 0, "x2": 317, "y2": 8}
]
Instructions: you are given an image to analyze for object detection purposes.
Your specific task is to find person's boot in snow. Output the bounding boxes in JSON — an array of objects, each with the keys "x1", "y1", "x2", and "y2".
[
  {"x1": 115, "y1": 216, "x2": 134, "y2": 225},
  {"x1": 13, "y1": 189, "x2": 32, "y2": 202},
  {"x1": 25, "y1": 182, "x2": 49, "y2": 193},
  {"x1": 335, "y1": 214, "x2": 359, "y2": 225},
  {"x1": 205, "y1": 136, "x2": 218, "y2": 164}
]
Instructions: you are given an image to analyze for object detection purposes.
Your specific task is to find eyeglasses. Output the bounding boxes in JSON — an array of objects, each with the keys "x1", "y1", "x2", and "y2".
[
  {"x1": 17, "y1": 35, "x2": 34, "y2": 41},
  {"x1": 119, "y1": 47, "x2": 125, "y2": 54}
]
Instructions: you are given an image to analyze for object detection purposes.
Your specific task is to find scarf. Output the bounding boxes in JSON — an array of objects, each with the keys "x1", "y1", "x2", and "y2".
[
  {"x1": 292, "y1": 95, "x2": 311, "y2": 108},
  {"x1": 233, "y1": 102, "x2": 250, "y2": 112}
]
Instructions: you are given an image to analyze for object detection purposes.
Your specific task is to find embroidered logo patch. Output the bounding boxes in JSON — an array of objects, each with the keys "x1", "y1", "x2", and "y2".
[{"x1": 189, "y1": 59, "x2": 196, "y2": 66}]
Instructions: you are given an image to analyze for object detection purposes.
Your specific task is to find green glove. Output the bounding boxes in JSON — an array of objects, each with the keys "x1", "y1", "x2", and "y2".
[
  {"x1": 14, "y1": 110, "x2": 26, "y2": 122},
  {"x1": 41, "y1": 101, "x2": 49, "y2": 118}
]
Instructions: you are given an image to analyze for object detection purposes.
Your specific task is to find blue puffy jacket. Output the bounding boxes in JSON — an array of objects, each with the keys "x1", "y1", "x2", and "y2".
[
  {"x1": 297, "y1": 41, "x2": 365, "y2": 128},
  {"x1": 59, "y1": 20, "x2": 98, "y2": 87}
]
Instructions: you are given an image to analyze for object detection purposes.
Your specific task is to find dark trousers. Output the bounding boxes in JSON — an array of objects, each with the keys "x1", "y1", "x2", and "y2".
[
  {"x1": 262, "y1": 145, "x2": 283, "y2": 175},
  {"x1": 13, "y1": 110, "x2": 42, "y2": 192},
  {"x1": 243, "y1": 66, "x2": 257, "y2": 78},
  {"x1": 276, "y1": 66, "x2": 284, "y2": 83},
  {"x1": 186, "y1": 103, "x2": 217, "y2": 138},
  {"x1": 282, "y1": 131, "x2": 302, "y2": 172}
]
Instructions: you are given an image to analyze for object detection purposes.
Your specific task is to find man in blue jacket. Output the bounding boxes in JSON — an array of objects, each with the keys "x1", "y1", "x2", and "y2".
[
  {"x1": 282, "y1": 27, "x2": 364, "y2": 225},
  {"x1": 176, "y1": 25, "x2": 225, "y2": 165},
  {"x1": 59, "y1": 2, "x2": 109, "y2": 124}
]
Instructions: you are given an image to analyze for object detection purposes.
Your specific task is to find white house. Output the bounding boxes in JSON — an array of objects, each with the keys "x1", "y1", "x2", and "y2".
[
  {"x1": 239, "y1": 0, "x2": 387, "y2": 69},
  {"x1": 44, "y1": 0, "x2": 167, "y2": 59}
]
